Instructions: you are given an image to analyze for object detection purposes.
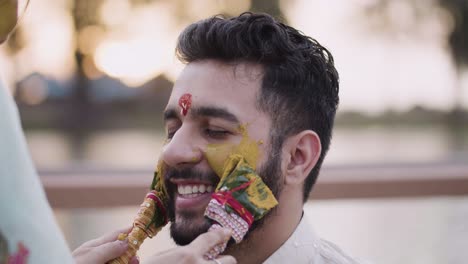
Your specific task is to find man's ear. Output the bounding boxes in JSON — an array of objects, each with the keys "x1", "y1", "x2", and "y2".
[{"x1": 282, "y1": 130, "x2": 321, "y2": 186}]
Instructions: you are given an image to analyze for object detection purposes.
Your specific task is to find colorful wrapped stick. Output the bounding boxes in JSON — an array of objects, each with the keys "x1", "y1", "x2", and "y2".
[
  {"x1": 108, "y1": 153, "x2": 277, "y2": 262},
  {"x1": 204, "y1": 154, "x2": 278, "y2": 259},
  {"x1": 107, "y1": 169, "x2": 168, "y2": 264}
]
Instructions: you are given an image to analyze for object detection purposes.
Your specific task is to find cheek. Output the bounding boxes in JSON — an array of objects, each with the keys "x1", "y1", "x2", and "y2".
[
  {"x1": 205, "y1": 143, "x2": 237, "y2": 177},
  {"x1": 205, "y1": 128, "x2": 265, "y2": 177}
]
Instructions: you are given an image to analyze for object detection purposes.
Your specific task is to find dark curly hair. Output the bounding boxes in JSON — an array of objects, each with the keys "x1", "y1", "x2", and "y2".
[{"x1": 175, "y1": 12, "x2": 339, "y2": 202}]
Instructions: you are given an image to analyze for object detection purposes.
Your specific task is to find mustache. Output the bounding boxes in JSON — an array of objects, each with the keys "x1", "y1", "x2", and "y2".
[
  {"x1": 164, "y1": 166, "x2": 220, "y2": 222},
  {"x1": 164, "y1": 167, "x2": 219, "y2": 184}
]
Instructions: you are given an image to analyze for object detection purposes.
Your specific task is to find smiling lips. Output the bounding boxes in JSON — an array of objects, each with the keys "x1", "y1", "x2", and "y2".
[
  {"x1": 173, "y1": 181, "x2": 217, "y2": 209},
  {"x1": 177, "y1": 183, "x2": 214, "y2": 197}
]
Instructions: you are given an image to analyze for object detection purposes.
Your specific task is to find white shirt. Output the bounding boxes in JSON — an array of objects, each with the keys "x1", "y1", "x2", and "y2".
[
  {"x1": 0, "y1": 80, "x2": 73, "y2": 263},
  {"x1": 264, "y1": 214, "x2": 364, "y2": 264}
]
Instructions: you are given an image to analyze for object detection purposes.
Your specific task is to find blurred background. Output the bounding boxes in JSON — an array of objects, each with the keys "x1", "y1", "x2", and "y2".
[{"x1": 1, "y1": 0, "x2": 468, "y2": 263}]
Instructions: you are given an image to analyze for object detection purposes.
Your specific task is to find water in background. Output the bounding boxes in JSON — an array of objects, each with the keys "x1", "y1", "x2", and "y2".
[{"x1": 26, "y1": 124, "x2": 468, "y2": 170}]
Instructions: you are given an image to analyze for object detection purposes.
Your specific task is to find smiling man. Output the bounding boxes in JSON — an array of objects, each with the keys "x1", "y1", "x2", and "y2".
[
  {"x1": 163, "y1": 61, "x2": 275, "y2": 246},
  {"x1": 160, "y1": 13, "x2": 361, "y2": 264}
]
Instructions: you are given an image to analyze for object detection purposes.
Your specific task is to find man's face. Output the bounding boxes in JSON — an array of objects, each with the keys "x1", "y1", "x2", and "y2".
[
  {"x1": 161, "y1": 60, "x2": 282, "y2": 245},
  {"x1": 0, "y1": 0, "x2": 18, "y2": 44}
]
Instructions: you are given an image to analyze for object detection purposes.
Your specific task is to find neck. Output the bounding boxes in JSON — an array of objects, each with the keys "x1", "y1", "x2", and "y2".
[{"x1": 225, "y1": 188, "x2": 303, "y2": 264}]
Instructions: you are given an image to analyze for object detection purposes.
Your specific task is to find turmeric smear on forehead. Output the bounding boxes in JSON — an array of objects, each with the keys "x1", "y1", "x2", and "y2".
[{"x1": 206, "y1": 124, "x2": 261, "y2": 177}]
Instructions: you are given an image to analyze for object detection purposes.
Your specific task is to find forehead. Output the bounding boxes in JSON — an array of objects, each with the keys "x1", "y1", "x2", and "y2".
[{"x1": 167, "y1": 60, "x2": 263, "y2": 115}]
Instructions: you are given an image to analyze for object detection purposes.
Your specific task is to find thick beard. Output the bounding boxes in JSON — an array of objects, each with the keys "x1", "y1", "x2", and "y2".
[
  {"x1": 164, "y1": 151, "x2": 283, "y2": 246},
  {"x1": 237, "y1": 149, "x2": 283, "y2": 243},
  {"x1": 169, "y1": 212, "x2": 212, "y2": 245},
  {"x1": 164, "y1": 167, "x2": 218, "y2": 245}
]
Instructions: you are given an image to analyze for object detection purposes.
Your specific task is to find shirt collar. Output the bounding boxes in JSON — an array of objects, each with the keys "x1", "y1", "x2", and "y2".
[{"x1": 263, "y1": 213, "x2": 321, "y2": 264}]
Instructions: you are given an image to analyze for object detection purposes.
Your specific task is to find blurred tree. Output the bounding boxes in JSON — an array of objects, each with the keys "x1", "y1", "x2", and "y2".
[
  {"x1": 67, "y1": 0, "x2": 103, "y2": 158},
  {"x1": 439, "y1": 0, "x2": 468, "y2": 67},
  {"x1": 438, "y1": 0, "x2": 468, "y2": 156},
  {"x1": 157, "y1": 0, "x2": 286, "y2": 25},
  {"x1": 71, "y1": 0, "x2": 103, "y2": 124},
  {"x1": 363, "y1": 0, "x2": 467, "y2": 113},
  {"x1": 438, "y1": 0, "x2": 468, "y2": 112},
  {"x1": 249, "y1": 0, "x2": 286, "y2": 22},
  {"x1": 363, "y1": 0, "x2": 468, "y2": 156},
  {"x1": 66, "y1": 0, "x2": 288, "y2": 134}
]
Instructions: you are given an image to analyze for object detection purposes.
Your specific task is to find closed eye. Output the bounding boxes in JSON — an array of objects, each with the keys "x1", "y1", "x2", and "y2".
[
  {"x1": 204, "y1": 128, "x2": 230, "y2": 139},
  {"x1": 166, "y1": 125, "x2": 180, "y2": 139},
  {"x1": 167, "y1": 130, "x2": 176, "y2": 139}
]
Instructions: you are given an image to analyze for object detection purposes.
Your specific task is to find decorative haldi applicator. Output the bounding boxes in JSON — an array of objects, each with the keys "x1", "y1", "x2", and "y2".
[
  {"x1": 107, "y1": 166, "x2": 169, "y2": 264},
  {"x1": 203, "y1": 154, "x2": 278, "y2": 259},
  {"x1": 108, "y1": 155, "x2": 278, "y2": 263}
]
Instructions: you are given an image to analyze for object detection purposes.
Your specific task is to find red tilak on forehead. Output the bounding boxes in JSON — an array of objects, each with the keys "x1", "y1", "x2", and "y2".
[{"x1": 178, "y1": 93, "x2": 192, "y2": 116}]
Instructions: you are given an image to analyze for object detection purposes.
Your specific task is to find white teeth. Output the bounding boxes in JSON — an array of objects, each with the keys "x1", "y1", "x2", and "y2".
[
  {"x1": 199, "y1": 185, "x2": 206, "y2": 193},
  {"x1": 177, "y1": 184, "x2": 214, "y2": 195}
]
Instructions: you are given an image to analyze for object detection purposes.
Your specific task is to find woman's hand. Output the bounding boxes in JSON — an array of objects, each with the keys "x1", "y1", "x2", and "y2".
[
  {"x1": 143, "y1": 228, "x2": 236, "y2": 264},
  {"x1": 72, "y1": 226, "x2": 138, "y2": 264},
  {"x1": 72, "y1": 227, "x2": 236, "y2": 264}
]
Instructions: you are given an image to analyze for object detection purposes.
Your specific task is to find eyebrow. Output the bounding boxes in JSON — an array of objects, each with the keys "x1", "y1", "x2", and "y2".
[
  {"x1": 163, "y1": 106, "x2": 239, "y2": 124},
  {"x1": 163, "y1": 108, "x2": 179, "y2": 121}
]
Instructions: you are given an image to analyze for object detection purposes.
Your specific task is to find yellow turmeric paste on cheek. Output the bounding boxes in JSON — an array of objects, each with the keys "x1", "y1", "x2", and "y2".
[{"x1": 205, "y1": 124, "x2": 263, "y2": 177}]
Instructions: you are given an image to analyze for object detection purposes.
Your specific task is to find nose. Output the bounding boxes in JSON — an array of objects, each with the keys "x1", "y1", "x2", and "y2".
[{"x1": 161, "y1": 125, "x2": 202, "y2": 168}]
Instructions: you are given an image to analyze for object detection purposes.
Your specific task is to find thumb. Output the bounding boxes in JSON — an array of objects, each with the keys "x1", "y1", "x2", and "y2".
[
  {"x1": 190, "y1": 228, "x2": 232, "y2": 253},
  {"x1": 129, "y1": 256, "x2": 140, "y2": 264},
  {"x1": 91, "y1": 240, "x2": 128, "y2": 262}
]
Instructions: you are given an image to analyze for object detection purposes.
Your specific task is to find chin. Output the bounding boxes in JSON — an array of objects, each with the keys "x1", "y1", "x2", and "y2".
[{"x1": 170, "y1": 212, "x2": 212, "y2": 245}]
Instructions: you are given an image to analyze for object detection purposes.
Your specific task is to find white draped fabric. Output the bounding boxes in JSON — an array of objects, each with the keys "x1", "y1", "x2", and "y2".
[{"x1": 0, "y1": 79, "x2": 73, "y2": 263}]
